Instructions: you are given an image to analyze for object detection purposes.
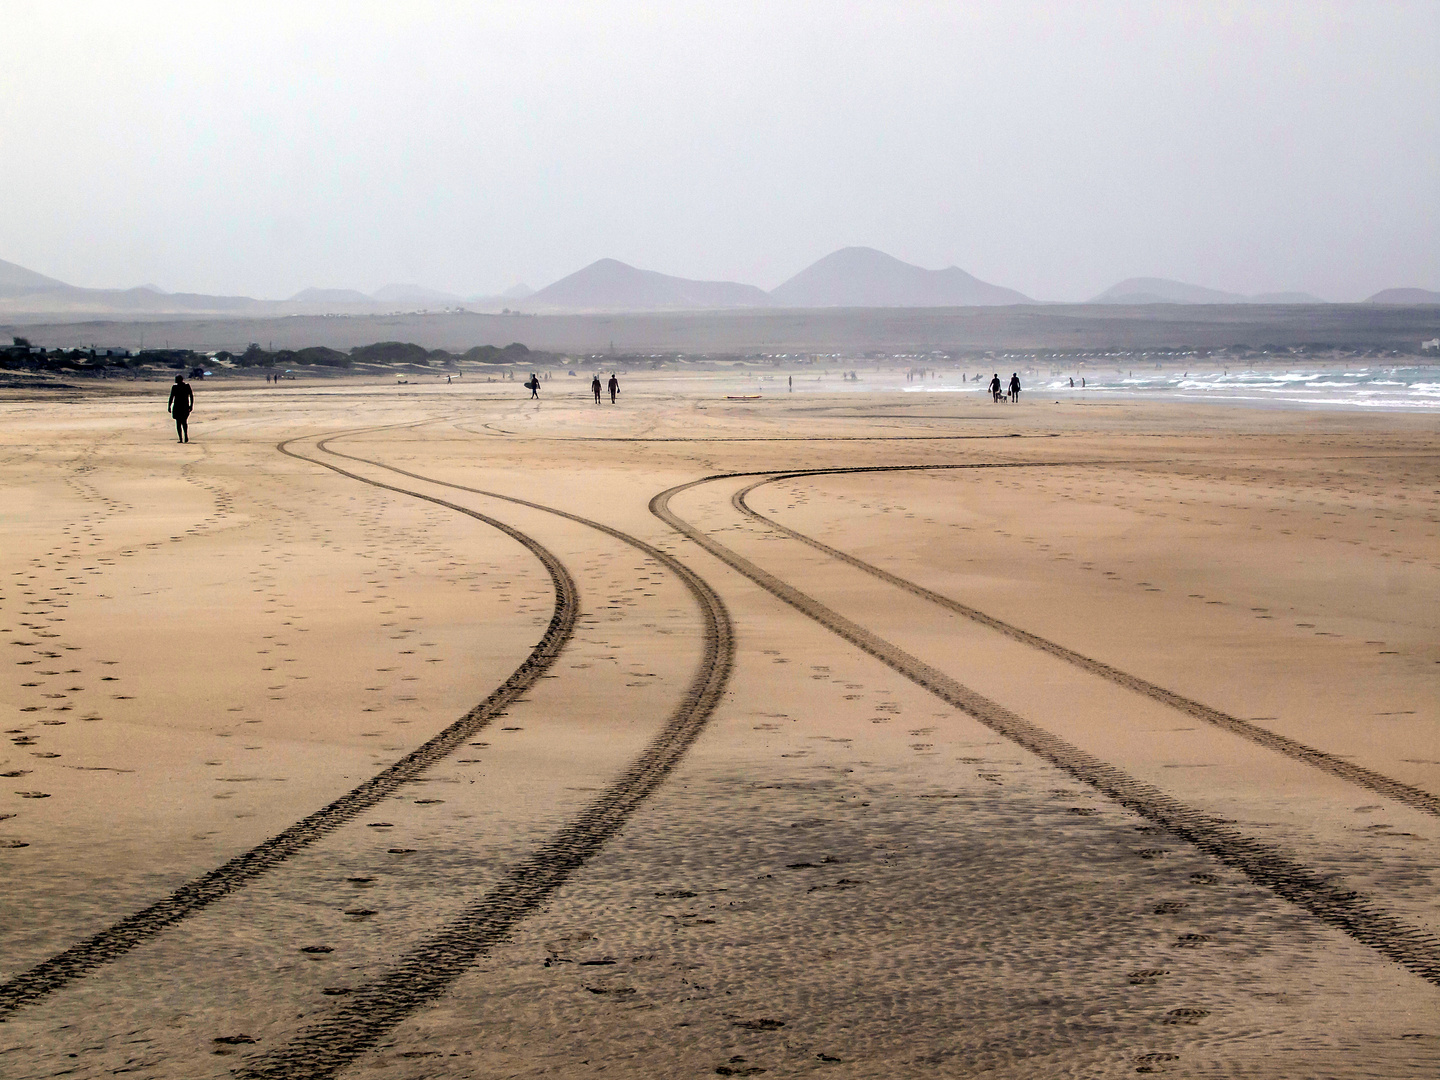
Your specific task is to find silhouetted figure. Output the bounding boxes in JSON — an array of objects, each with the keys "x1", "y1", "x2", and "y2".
[
  {"x1": 168, "y1": 375, "x2": 193, "y2": 442},
  {"x1": 592, "y1": 375, "x2": 602, "y2": 404},
  {"x1": 608, "y1": 374, "x2": 619, "y2": 404},
  {"x1": 527, "y1": 373, "x2": 540, "y2": 399},
  {"x1": 989, "y1": 373, "x2": 1002, "y2": 402},
  {"x1": 1069, "y1": 377, "x2": 1074, "y2": 387},
  {"x1": 788, "y1": 375, "x2": 793, "y2": 391},
  {"x1": 1009, "y1": 373, "x2": 1021, "y2": 403}
]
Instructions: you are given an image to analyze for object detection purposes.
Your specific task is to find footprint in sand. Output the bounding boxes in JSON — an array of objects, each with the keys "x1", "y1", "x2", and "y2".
[{"x1": 1128, "y1": 969, "x2": 1169, "y2": 986}]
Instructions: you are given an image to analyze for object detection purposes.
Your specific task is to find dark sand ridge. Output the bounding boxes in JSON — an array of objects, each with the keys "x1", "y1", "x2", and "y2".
[{"x1": 1, "y1": 379, "x2": 1436, "y2": 1078}]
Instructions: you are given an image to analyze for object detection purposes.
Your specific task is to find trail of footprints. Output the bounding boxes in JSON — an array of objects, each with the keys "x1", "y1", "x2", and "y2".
[
  {"x1": 3, "y1": 442, "x2": 141, "y2": 834},
  {"x1": 2, "y1": 442, "x2": 536, "y2": 854}
]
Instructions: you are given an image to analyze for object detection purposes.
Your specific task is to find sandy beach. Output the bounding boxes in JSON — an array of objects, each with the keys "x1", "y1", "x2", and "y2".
[{"x1": 1, "y1": 373, "x2": 1436, "y2": 1078}]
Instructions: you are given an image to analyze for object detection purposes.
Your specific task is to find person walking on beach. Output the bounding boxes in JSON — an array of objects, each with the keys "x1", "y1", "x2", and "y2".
[
  {"x1": 989, "y1": 373, "x2": 1002, "y2": 402},
  {"x1": 1009, "y1": 373, "x2": 1021, "y2": 403},
  {"x1": 592, "y1": 375, "x2": 602, "y2": 404},
  {"x1": 607, "y1": 373, "x2": 619, "y2": 404},
  {"x1": 527, "y1": 373, "x2": 540, "y2": 400},
  {"x1": 167, "y1": 374, "x2": 193, "y2": 443}
]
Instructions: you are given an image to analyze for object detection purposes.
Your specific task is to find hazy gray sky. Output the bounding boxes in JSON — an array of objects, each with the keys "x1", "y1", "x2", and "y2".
[{"x1": 4, "y1": 1, "x2": 1437, "y2": 301}]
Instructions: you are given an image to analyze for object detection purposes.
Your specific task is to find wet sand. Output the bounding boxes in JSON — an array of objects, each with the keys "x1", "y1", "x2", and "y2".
[{"x1": 0, "y1": 375, "x2": 1436, "y2": 1078}]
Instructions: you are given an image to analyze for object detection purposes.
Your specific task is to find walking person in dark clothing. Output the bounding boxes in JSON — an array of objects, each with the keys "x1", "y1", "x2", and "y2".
[
  {"x1": 168, "y1": 375, "x2": 193, "y2": 442},
  {"x1": 607, "y1": 373, "x2": 619, "y2": 404},
  {"x1": 527, "y1": 373, "x2": 540, "y2": 399},
  {"x1": 1009, "y1": 373, "x2": 1021, "y2": 403},
  {"x1": 989, "y1": 373, "x2": 1002, "y2": 402},
  {"x1": 592, "y1": 375, "x2": 602, "y2": 404}
]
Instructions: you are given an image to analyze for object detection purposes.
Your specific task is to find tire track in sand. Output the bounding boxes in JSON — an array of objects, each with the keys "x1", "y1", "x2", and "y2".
[
  {"x1": 731, "y1": 469, "x2": 1440, "y2": 819},
  {"x1": 652, "y1": 472, "x2": 1440, "y2": 987},
  {"x1": 0, "y1": 429, "x2": 580, "y2": 1018},
  {"x1": 234, "y1": 435, "x2": 735, "y2": 1079}
]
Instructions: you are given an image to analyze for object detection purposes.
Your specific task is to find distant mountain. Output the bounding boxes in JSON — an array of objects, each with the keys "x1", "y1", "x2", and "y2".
[
  {"x1": 769, "y1": 247, "x2": 1032, "y2": 307},
  {"x1": 523, "y1": 258, "x2": 772, "y2": 311},
  {"x1": 0, "y1": 257, "x2": 70, "y2": 295},
  {"x1": 1090, "y1": 278, "x2": 1329, "y2": 305},
  {"x1": 371, "y1": 283, "x2": 464, "y2": 304},
  {"x1": 1091, "y1": 278, "x2": 1246, "y2": 304},
  {"x1": 1248, "y1": 291, "x2": 1326, "y2": 304},
  {"x1": 1366, "y1": 287, "x2": 1440, "y2": 304},
  {"x1": 288, "y1": 287, "x2": 372, "y2": 303},
  {"x1": 500, "y1": 282, "x2": 534, "y2": 300}
]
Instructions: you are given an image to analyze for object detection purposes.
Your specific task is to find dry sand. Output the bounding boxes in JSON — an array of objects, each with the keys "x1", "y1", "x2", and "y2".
[{"x1": 0, "y1": 373, "x2": 1435, "y2": 1078}]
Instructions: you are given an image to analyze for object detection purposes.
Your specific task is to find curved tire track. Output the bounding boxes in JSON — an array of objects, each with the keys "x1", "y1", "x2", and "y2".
[
  {"x1": 234, "y1": 434, "x2": 735, "y2": 1079},
  {"x1": 652, "y1": 473, "x2": 1440, "y2": 987},
  {"x1": 731, "y1": 469, "x2": 1440, "y2": 818},
  {"x1": 0, "y1": 431, "x2": 580, "y2": 1018}
]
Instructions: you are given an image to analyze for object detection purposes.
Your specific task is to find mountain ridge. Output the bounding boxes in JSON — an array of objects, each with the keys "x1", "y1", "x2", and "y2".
[
  {"x1": 5, "y1": 254, "x2": 1429, "y2": 315},
  {"x1": 1091, "y1": 277, "x2": 1328, "y2": 305},
  {"x1": 0, "y1": 258, "x2": 74, "y2": 294},
  {"x1": 770, "y1": 247, "x2": 1032, "y2": 307},
  {"x1": 288, "y1": 287, "x2": 372, "y2": 304},
  {"x1": 1366, "y1": 287, "x2": 1440, "y2": 304},
  {"x1": 522, "y1": 258, "x2": 772, "y2": 311}
]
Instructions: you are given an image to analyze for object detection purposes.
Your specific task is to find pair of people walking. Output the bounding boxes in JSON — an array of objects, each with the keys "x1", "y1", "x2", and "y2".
[
  {"x1": 988, "y1": 372, "x2": 1021, "y2": 403},
  {"x1": 591, "y1": 374, "x2": 619, "y2": 404}
]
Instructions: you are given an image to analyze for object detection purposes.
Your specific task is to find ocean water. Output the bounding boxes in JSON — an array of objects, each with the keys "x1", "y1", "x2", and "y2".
[{"x1": 901, "y1": 366, "x2": 1440, "y2": 411}]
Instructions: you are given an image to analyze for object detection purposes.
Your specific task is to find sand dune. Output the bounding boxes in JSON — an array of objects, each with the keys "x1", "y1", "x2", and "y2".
[{"x1": 0, "y1": 375, "x2": 1435, "y2": 1078}]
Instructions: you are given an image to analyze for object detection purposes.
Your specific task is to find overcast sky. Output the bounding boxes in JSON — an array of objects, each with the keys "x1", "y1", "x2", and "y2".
[{"x1": 3, "y1": 1, "x2": 1437, "y2": 301}]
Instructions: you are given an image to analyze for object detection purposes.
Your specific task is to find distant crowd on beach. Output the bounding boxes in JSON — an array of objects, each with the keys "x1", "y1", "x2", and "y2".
[{"x1": 162, "y1": 364, "x2": 1032, "y2": 444}]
